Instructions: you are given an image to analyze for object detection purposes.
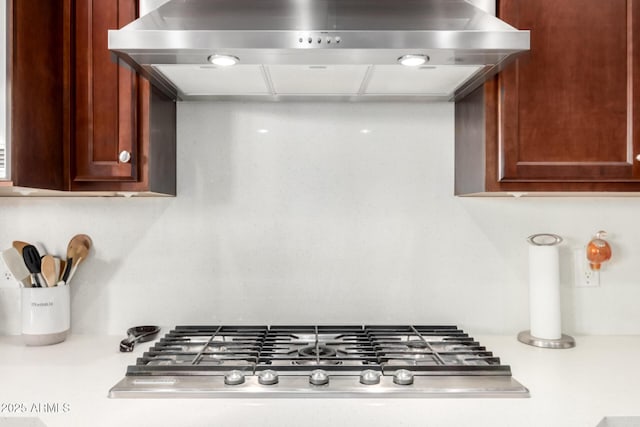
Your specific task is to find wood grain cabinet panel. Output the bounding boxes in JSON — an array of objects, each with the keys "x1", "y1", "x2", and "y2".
[
  {"x1": 10, "y1": 0, "x2": 176, "y2": 195},
  {"x1": 456, "y1": 0, "x2": 640, "y2": 194},
  {"x1": 74, "y1": 0, "x2": 137, "y2": 182},
  {"x1": 10, "y1": 0, "x2": 66, "y2": 190}
]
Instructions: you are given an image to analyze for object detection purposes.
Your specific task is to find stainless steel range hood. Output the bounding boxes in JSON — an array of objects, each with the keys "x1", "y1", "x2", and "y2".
[{"x1": 108, "y1": 0, "x2": 529, "y2": 102}]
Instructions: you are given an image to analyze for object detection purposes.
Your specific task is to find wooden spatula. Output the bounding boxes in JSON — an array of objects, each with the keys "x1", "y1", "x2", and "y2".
[
  {"x1": 12, "y1": 240, "x2": 30, "y2": 255},
  {"x1": 41, "y1": 255, "x2": 59, "y2": 287},
  {"x1": 58, "y1": 259, "x2": 67, "y2": 283}
]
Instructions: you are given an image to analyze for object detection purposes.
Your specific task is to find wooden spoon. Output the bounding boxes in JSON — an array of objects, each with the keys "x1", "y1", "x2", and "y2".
[
  {"x1": 61, "y1": 234, "x2": 92, "y2": 284},
  {"x1": 41, "y1": 255, "x2": 59, "y2": 287}
]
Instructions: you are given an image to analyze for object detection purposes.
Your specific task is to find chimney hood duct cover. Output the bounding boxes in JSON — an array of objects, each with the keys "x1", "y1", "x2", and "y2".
[{"x1": 108, "y1": 0, "x2": 530, "y2": 102}]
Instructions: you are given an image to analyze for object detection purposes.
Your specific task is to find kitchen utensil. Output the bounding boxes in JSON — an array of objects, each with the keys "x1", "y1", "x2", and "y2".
[
  {"x1": 22, "y1": 245, "x2": 43, "y2": 287},
  {"x1": 12, "y1": 240, "x2": 30, "y2": 255},
  {"x1": 66, "y1": 257, "x2": 84, "y2": 284},
  {"x1": 53, "y1": 257, "x2": 61, "y2": 284},
  {"x1": 35, "y1": 242, "x2": 49, "y2": 258},
  {"x1": 61, "y1": 261, "x2": 71, "y2": 284},
  {"x1": 58, "y1": 259, "x2": 67, "y2": 283},
  {"x1": 41, "y1": 255, "x2": 58, "y2": 287},
  {"x1": 119, "y1": 326, "x2": 160, "y2": 352},
  {"x1": 61, "y1": 234, "x2": 92, "y2": 284},
  {"x1": 1, "y1": 247, "x2": 32, "y2": 287}
]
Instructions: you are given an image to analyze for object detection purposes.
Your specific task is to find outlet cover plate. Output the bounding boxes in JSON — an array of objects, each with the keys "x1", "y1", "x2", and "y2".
[{"x1": 573, "y1": 247, "x2": 600, "y2": 288}]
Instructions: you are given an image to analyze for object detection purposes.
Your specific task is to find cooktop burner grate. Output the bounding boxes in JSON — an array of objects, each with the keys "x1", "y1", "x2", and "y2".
[
  {"x1": 127, "y1": 325, "x2": 508, "y2": 375},
  {"x1": 111, "y1": 325, "x2": 529, "y2": 398}
]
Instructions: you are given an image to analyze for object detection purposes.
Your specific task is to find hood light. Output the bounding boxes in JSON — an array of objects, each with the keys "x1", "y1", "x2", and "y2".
[
  {"x1": 398, "y1": 54, "x2": 429, "y2": 67},
  {"x1": 207, "y1": 54, "x2": 240, "y2": 67}
]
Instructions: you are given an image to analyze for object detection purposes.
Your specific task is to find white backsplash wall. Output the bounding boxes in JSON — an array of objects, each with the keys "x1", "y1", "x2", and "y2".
[{"x1": 1, "y1": 102, "x2": 640, "y2": 335}]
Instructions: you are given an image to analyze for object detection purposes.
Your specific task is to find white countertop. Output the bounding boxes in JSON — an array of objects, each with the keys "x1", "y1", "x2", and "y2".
[{"x1": 0, "y1": 333, "x2": 638, "y2": 427}]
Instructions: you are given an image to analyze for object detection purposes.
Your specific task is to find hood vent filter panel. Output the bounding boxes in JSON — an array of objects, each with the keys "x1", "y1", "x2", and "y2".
[{"x1": 154, "y1": 64, "x2": 485, "y2": 98}]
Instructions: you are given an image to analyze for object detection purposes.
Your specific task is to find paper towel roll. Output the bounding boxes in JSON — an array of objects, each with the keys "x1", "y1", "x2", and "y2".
[{"x1": 528, "y1": 237, "x2": 562, "y2": 340}]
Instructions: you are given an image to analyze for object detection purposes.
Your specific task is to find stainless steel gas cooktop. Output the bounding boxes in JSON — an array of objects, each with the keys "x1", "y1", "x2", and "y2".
[{"x1": 109, "y1": 325, "x2": 529, "y2": 398}]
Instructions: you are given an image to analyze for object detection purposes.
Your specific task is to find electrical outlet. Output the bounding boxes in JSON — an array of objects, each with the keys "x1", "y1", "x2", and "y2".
[
  {"x1": 580, "y1": 269, "x2": 598, "y2": 287},
  {"x1": 573, "y1": 247, "x2": 600, "y2": 288},
  {"x1": 0, "y1": 258, "x2": 17, "y2": 287}
]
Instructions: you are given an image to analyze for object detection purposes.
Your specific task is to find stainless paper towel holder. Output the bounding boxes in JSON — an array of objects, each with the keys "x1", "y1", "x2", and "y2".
[
  {"x1": 517, "y1": 330, "x2": 575, "y2": 349},
  {"x1": 527, "y1": 233, "x2": 563, "y2": 247},
  {"x1": 518, "y1": 233, "x2": 576, "y2": 349}
]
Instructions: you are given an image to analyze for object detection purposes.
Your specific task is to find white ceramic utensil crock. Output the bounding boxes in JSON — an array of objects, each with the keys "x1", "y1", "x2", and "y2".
[{"x1": 21, "y1": 285, "x2": 70, "y2": 346}]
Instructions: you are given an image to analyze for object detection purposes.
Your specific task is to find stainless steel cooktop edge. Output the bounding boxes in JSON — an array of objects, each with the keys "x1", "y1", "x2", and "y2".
[{"x1": 109, "y1": 375, "x2": 529, "y2": 398}]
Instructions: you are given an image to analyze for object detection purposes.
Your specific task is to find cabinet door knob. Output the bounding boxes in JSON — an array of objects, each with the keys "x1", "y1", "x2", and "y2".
[
  {"x1": 636, "y1": 154, "x2": 640, "y2": 162},
  {"x1": 119, "y1": 150, "x2": 132, "y2": 163}
]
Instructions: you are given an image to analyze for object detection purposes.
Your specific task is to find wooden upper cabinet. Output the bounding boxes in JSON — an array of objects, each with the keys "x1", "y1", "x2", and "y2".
[
  {"x1": 10, "y1": 0, "x2": 176, "y2": 195},
  {"x1": 71, "y1": 0, "x2": 176, "y2": 194},
  {"x1": 456, "y1": 0, "x2": 640, "y2": 194},
  {"x1": 74, "y1": 0, "x2": 138, "y2": 183},
  {"x1": 499, "y1": 0, "x2": 639, "y2": 182},
  {"x1": 10, "y1": 0, "x2": 66, "y2": 191}
]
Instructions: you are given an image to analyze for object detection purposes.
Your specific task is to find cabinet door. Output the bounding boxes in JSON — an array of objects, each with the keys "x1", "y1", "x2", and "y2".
[
  {"x1": 10, "y1": 0, "x2": 66, "y2": 190},
  {"x1": 496, "y1": 0, "x2": 640, "y2": 183},
  {"x1": 74, "y1": 0, "x2": 138, "y2": 182}
]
